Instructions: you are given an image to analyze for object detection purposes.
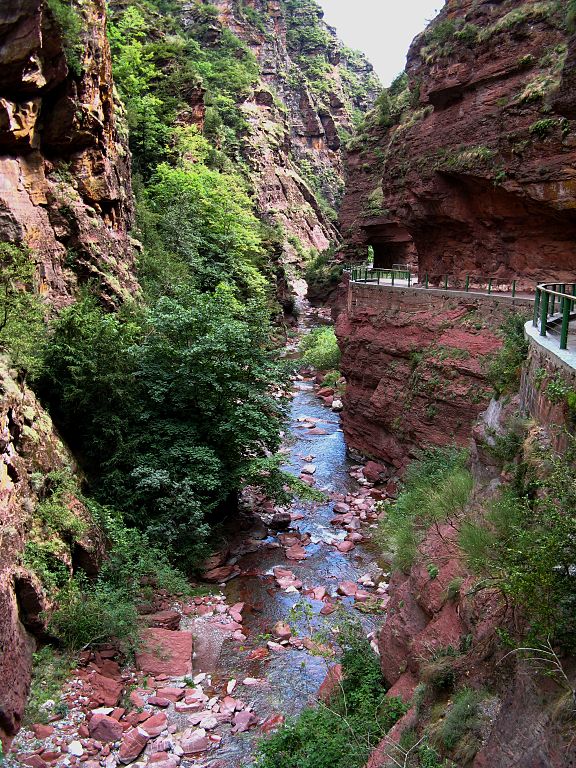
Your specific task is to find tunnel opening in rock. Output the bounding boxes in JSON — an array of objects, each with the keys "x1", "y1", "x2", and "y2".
[{"x1": 362, "y1": 221, "x2": 417, "y2": 271}]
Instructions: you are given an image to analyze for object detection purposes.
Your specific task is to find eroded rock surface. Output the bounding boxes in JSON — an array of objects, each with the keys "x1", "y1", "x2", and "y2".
[
  {"x1": 0, "y1": 0, "x2": 137, "y2": 309},
  {"x1": 340, "y1": 0, "x2": 576, "y2": 285}
]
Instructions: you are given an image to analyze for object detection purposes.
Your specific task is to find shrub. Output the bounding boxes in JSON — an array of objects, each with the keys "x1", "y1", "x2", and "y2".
[
  {"x1": 460, "y1": 441, "x2": 576, "y2": 649},
  {"x1": 23, "y1": 647, "x2": 72, "y2": 725},
  {"x1": 377, "y1": 447, "x2": 472, "y2": 571},
  {"x1": 487, "y1": 312, "x2": 529, "y2": 396},
  {"x1": 300, "y1": 326, "x2": 341, "y2": 370},
  {"x1": 435, "y1": 687, "x2": 484, "y2": 752},
  {"x1": 48, "y1": 577, "x2": 139, "y2": 651},
  {"x1": 46, "y1": 0, "x2": 83, "y2": 75},
  {"x1": 256, "y1": 623, "x2": 407, "y2": 768},
  {"x1": 0, "y1": 243, "x2": 46, "y2": 377}
]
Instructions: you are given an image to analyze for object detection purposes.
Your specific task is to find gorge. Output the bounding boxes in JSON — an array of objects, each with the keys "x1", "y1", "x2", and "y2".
[{"x1": 2, "y1": 1, "x2": 576, "y2": 768}]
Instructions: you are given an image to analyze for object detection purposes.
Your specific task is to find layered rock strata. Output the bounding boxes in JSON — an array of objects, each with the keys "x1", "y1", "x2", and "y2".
[
  {"x1": 340, "y1": 0, "x2": 576, "y2": 286},
  {"x1": 0, "y1": 359, "x2": 102, "y2": 749},
  {"x1": 0, "y1": 0, "x2": 137, "y2": 309},
  {"x1": 335, "y1": 283, "x2": 532, "y2": 467},
  {"x1": 195, "y1": 0, "x2": 380, "y2": 258}
]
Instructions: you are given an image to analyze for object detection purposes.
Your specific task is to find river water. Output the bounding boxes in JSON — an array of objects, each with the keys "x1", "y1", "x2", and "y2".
[{"x1": 186, "y1": 308, "x2": 388, "y2": 767}]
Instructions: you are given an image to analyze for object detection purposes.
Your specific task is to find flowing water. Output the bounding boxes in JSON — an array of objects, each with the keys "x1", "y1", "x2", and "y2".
[{"x1": 186, "y1": 307, "x2": 388, "y2": 766}]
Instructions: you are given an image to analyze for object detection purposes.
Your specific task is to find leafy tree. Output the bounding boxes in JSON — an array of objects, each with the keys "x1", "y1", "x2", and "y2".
[{"x1": 39, "y1": 286, "x2": 285, "y2": 567}]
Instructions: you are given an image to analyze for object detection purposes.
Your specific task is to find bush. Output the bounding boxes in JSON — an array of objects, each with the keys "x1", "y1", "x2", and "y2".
[
  {"x1": 0, "y1": 243, "x2": 46, "y2": 377},
  {"x1": 23, "y1": 647, "x2": 72, "y2": 725},
  {"x1": 46, "y1": 0, "x2": 83, "y2": 75},
  {"x1": 377, "y1": 447, "x2": 472, "y2": 571},
  {"x1": 435, "y1": 687, "x2": 484, "y2": 754},
  {"x1": 257, "y1": 623, "x2": 407, "y2": 768},
  {"x1": 48, "y1": 577, "x2": 139, "y2": 651},
  {"x1": 300, "y1": 326, "x2": 341, "y2": 370},
  {"x1": 460, "y1": 441, "x2": 576, "y2": 649},
  {"x1": 487, "y1": 312, "x2": 529, "y2": 396}
]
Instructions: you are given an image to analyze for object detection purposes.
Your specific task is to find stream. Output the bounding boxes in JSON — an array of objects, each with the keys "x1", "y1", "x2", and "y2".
[
  {"x1": 11, "y1": 302, "x2": 391, "y2": 768},
  {"x1": 182, "y1": 303, "x2": 389, "y2": 766}
]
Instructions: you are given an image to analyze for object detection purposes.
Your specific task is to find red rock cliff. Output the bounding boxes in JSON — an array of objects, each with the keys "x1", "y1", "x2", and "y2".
[
  {"x1": 0, "y1": 0, "x2": 137, "y2": 309},
  {"x1": 340, "y1": 0, "x2": 576, "y2": 286}
]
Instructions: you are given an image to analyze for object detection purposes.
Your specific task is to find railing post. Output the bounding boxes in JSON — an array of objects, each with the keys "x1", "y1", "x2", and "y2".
[
  {"x1": 550, "y1": 287, "x2": 555, "y2": 315},
  {"x1": 540, "y1": 290, "x2": 549, "y2": 337},
  {"x1": 392, "y1": 271, "x2": 395, "y2": 287},
  {"x1": 512, "y1": 280, "x2": 516, "y2": 298},
  {"x1": 465, "y1": 275, "x2": 469, "y2": 292},
  {"x1": 488, "y1": 278, "x2": 492, "y2": 295},
  {"x1": 408, "y1": 272, "x2": 411, "y2": 287},
  {"x1": 560, "y1": 297, "x2": 570, "y2": 350},
  {"x1": 444, "y1": 275, "x2": 448, "y2": 290},
  {"x1": 533, "y1": 288, "x2": 540, "y2": 327},
  {"x1": 425, "y1": 273, "x2": 429, "y2": 289}
]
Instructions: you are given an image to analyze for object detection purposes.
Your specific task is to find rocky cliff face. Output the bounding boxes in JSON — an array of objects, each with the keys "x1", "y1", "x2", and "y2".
[
  {"x1": 335, "y1": 283, "x2": 532, "y2": 467},
  {"x1": 0, "y1": 0, "x2": 134, "y2": 746},
  {"x1": 0, "y1": 358, "x2": 102, "y2": 749},
  {"x1": 340, "y1": 0, "x2": 576, "y2": 286},
  {"x1": 189, "y1": 0, "x2": 380, "y2": 259},
  {"x1": 0, "y1": 0, "x2": 137, "y2": 309}
]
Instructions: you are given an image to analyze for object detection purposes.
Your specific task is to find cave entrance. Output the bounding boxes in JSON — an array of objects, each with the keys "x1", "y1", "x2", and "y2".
[
  {"x1": 370, "y1": 242, "x2": 410, "y2": 270},
  {"x1": 362, "y1": 221, "x2": 417, "y2": 273}
]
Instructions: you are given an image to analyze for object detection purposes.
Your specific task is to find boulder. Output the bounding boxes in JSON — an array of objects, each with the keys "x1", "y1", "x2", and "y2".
[
  {"x1": 136, "y1": 629, "x2": 193, "y2": 676},
  {"x1": 88, "y1": 714, "x2": 123, "y2": 743},
  {"x1": 146, "y1": 610, "x2": 181, "y2": 631},
  {"x1": 118, "y1": 728, "x2": 150, "y2": 764}
]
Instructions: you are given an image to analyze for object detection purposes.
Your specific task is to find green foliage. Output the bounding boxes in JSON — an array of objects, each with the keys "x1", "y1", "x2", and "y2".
[
  {"x1": 568, "y1": 0, "x2": 576, "y2": 31},
  {"x1": 256, "y1": 623, "x2": 407, "y2": 768},
  {"x1": 23, "y1": 540, "x2": 71, "y2": 594},
  {"x1": 0, "y1": 243, "x2": 46, "y2": 376},
  {"x1": 487, "y1": 312, "x2": 529, "y2": 396},
  {"x1": 435, "y1": 688, "x2": 484, "y2": 753},
  {"x1": 139, "y1": 160, "x2": 267, "y2": 299},
  {"x1": 378, "y1": 448, "x2": 472, "y2": 571},
  {"x1": 46, "y1": 0, "x2": 83, "y2": 75},
  {"x1": 34, "y1": 470, "x2": 86, "y2": 540},
  {"x1": 23, "y1": 647, "x2": 72, "y2": 725},
  {"x1": 304, "y1": 251, "x2": 344, "y2": 295},
  {"x1": 530, "y1": 118, "x2": 557, "y2": 138},
  {"x1": 460, "y1": 442, "x2": 576, "y2": 648},
  {"x1": 39, "y1": 288, "x2": 285, "y2": 568},
  {"x1": 49, "y1": 576, "x2": 139, "y2": 651},
  {"x1": 299, "y1": 326, "x2": 340, "y2": 370}
]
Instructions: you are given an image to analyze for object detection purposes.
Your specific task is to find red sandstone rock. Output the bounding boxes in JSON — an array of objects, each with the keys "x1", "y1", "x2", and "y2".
[
  {"x1": 202, "y1": 565, "x2": 241, "y2": 583},
  {"x1": 86, "y1": 672, "x2": 123, "y2": 708},
  {"x1": 261, "y1": 714, "x2": 285, "y2": 733},
  {"x1": 118, "y1": 728, "x2": 149, "y2": 764},
  {"x1": 337, "y1": 581, "x2": 358, "y2": 597},
  {"x1": 87, "y1": 714, "x2": 123, "y2": 743},
  {"x1": 145, "y1": 610, "x2": 181, "y2": 631},
  {"x1": 140, "y1": 713, "x2": 167, "y2": 738},
  {"x1": 362, "y1": 461, "x2": 387, "y2": 483},
  {"x1": 31, "y1": 724, "x2": 54, "y2": 739},
  {"x1": 136, "y1": 629, "x2": 193, "y2": 677},
  {"x1": 318, "y1": 664, "x2": 343, "y2": 703}
]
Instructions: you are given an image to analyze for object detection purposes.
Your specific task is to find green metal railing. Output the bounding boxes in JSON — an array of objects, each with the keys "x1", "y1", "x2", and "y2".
[
  {"x1": 348, "y1": 267, "x2": 522, "y2": 296},
  {"x1": 533, "y1": 283, "x2": 576, "y2": 351},
  {"x1": 350, "y1": 266, "x2": 413, "y2": 285}
]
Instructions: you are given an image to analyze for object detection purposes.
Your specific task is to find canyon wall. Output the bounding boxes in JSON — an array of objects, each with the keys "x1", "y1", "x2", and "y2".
[
  {"x1": 0, "y1": 0, "x2": 137, "y2": 309},
  {"x1": 340, "y1": 0, "x2": 576, "y2": 287},
  {"x1": 0, "y1": 0, "x2": 134, "y2": 746},
  {"x1": 336, "y1": 282, "x2": 532, "y2": 468},
  {"x1": 196, "y1": 0, "x2": 380, "y2": 259}
]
